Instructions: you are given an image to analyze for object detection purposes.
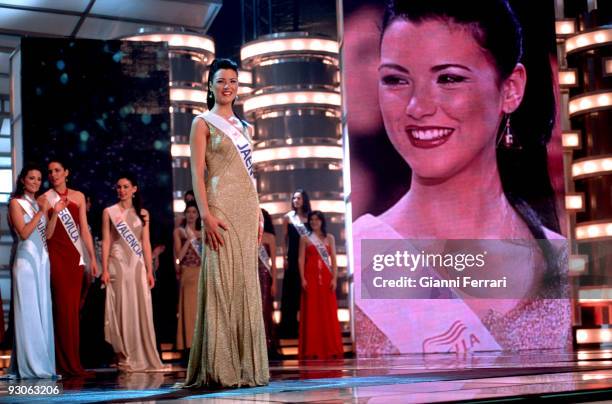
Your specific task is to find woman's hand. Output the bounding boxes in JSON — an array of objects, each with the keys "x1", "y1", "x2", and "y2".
[
  {"x1": 301, "y1": 277, "x2": 307, "y2": 290},
  {"x1": 203, "y1": 214, "x2": 228, "y2": 251},
  {"x1": 53, "y1": 199, "x2": 66, "y2": 214},
  {"x1": 147, "y1": 272, "x2": 155, "y2": 288},
  {"x1": 89, "y1": 261, "x2": 98, "y2": 277},
  {"x1": 101, "y1": 270, "x2": 110, "y2": 285},
  {"x1": 330, "y1": 277, "x2": 337, "y2": 291},
  {"x1": 38, "y1": 198, "x2": 50, "y2": 214}
]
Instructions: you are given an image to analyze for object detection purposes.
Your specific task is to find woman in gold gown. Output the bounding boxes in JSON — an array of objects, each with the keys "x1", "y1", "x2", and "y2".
[{"x1": 185, "y1": 58, "x2": 269, "y2": 388}]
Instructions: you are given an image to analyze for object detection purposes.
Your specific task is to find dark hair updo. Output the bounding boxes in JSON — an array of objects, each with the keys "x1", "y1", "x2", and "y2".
[{"x1": 206, "y1": 58, "x2": 239, "y2": 110}]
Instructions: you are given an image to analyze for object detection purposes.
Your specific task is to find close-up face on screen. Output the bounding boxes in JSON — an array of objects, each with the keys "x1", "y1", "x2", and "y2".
[{"x1": 344, "y1": 0, "x2": 571, "y2": 355}]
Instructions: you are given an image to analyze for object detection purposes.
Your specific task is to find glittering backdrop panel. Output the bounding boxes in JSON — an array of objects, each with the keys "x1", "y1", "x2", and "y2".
[{"x1": 20, "y1": 38, "x2": 176, "y2": 342}]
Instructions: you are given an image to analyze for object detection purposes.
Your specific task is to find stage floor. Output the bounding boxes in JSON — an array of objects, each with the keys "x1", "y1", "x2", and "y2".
[{"x1": 1, "y1": 349, "x2": 612, "y2": 403}]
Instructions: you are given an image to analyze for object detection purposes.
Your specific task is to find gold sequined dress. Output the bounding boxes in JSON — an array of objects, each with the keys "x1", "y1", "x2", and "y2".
[{"x1": 185, "y1": 113, "x2": 269, "y2": 387}]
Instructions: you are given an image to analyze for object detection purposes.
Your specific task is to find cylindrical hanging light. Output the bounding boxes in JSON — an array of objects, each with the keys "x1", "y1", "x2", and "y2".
[{"x1": 123, "y1": 30, "x2": 215, "y2": 211}]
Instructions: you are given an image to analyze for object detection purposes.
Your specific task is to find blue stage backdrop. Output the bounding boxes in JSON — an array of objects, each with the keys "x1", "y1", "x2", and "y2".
[{"x1": 20, "y1": 37, "x2": 177, "y2": 346}]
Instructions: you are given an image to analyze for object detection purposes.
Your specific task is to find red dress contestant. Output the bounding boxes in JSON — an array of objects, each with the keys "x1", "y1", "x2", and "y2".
[
  {"x1": 47, "y1": 195, "x2": 86, "y2": 375},
  {"x1": 298, "y1": 242, "x2": 343, "y2": 360},
  {"x1": 43, "y1": 160, "x2": 97, "y2": 376}
]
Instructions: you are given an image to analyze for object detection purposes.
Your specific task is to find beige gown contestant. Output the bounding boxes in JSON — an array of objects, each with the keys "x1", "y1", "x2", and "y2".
[
  {"x1": 104, "y1": 206, "x2": 164, "y2": 372},
  {"x1": 185, "y1": 113, "x2": 269, "y2": 387}
]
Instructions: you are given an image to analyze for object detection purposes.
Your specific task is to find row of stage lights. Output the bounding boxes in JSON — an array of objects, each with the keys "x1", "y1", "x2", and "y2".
[
  {"x1": 556, "y1": 18, "x2": 612, "y2": 245},
  {"x1": 123, "y1": 32, "x2": 343, "y2": 216},
  {"x1": 557, "y1": 15, "x2": 612, "y2": 346}
]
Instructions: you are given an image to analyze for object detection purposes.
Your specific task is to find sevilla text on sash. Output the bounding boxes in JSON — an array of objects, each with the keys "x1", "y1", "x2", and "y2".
[{"x1": 45, "y1": 189, "x2": 85, "y2": 265}]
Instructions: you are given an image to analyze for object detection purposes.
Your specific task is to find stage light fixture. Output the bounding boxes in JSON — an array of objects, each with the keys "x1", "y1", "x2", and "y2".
[
  {"x1": 574, "y1": 221, "x2": 612, "y2": 240},
  {"x1": 555, "y1": 19, "x2": 576, "y2": 35},
  {"x1": 562, "y1": 131, "x2": 581, "y2": 149},
  {"x1": 171, "y1": 144, "x2": 190, "y2": 157},
  {"x1": 170, "y1": 88, "x2": 207, "y2": 104},
  {"x1": 569, "y1": 91, "x2": 612, "y2": 116},
  {"x1": 565, "y1": 193, "x2": 584, "y2": 211},
  {"x1": 569, "y1": 255, "x2": 588, "y2": 274},
  {"x1": 253, "y1": 145, "x2": 343, "y2": 163},
  {"x1": 578, "y1": 287, "x2": 612, "y2": 302},
  {"x1": 0, "y1": 169, "x2": 11, "y2": 194},
  {"x1": 124, "y1": 33, "x2": 215, "y2": 54},
  {"x1": 243, "y1": 91, "x2": 341, "y2": 113},
  {"x1": 337, "y1": 309, "x2": 350, "y2": 322},
  {"x1": 605, "y1": 58, "x2": 612, "y2": 76},
  {"x1": 566, "y1": 28, "x2": 612, "y2": 53},
  {"x1": 173, "y1": 199, "x2": 186, "y2": 213},
  {"x1": 238, "y1": 70, "x2": 253, "y2": 84},
  {"x1": 558, "y1": 69, "x2": 577, "y2": 87},
  {"x1": 572, "y1": 156, "x2": 612, "y2": 179},
  {"x1": 575, "y1": 328, "x2": 612, "y2": 344},
  {"x1": 241, "y1": 38, "x2": 339, "y2": 61}
]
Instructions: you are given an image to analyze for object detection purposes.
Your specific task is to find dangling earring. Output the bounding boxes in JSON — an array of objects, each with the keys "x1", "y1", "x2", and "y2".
[{"x1": 497, "y1": 114, "x2": 520, "y2": 150}]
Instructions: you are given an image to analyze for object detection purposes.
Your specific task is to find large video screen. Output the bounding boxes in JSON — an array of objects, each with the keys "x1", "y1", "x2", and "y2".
[{"x1": 343, "y1": 0, "x2": 571, "y2": 355}]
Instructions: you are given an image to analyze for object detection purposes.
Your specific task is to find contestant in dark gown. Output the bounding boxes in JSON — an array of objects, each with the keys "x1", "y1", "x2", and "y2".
[
  {"x1": 279, "y1": 189, "x2": 311, "y2": 339},
  {"x1": 41, "y1": 160, "x2": 98, "y2": 376}
]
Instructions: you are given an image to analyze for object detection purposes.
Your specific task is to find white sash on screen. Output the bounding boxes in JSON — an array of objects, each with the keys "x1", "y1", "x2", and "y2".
[
  {"x1": 258, "y1": 245, "x2": 272, "y2": 274},
  {"x1": 353, "y1": 214, "x2": 501, "y2": 353},
  {"x1": 287, "y1": 211, "x2": 332, "y2": 273},
  {"x1": 108, "y1": 204, "x2": 144, "y2": 264},
  {"x1": 16, "y1": 196, "x2": 47, "y2": 251},
  {"x1": 185, "y1": 226, "x2": 202, "y2": 259},
  {"x1": 200, "y1": 111, "x2": 256, "y2": 190},
  {"x1": 45, "y1": 189, "x2": 85, "y2": 265}
]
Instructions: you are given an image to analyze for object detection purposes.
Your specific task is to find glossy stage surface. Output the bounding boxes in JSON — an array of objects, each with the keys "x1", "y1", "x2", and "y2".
[{"x1": 1, "y1": 349, "x2": 612, "y2": 403}]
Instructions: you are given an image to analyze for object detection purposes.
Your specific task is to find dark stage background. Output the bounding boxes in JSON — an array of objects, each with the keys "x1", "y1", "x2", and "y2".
[{"x1": 20, "y1": 38, "x2": 178, "y2": 354}]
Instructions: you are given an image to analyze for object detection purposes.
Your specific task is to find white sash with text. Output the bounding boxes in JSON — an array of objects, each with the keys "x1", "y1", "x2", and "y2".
[
  {"x1": 45, "y1": 189, "x2": 85, "y2": 265},
  {"x1": 287, "y1": 211, "x2": 332, "y2": 273},
  {"x1": 185, "y1": 226, "x2": 202, "y2": 259},
  {"x1": 108, "y1": 204, "x2": 144, "y2": 264},
  {"x1": 199, "y1": 111, "x2": 256, "y2": 190},
  {"x1": 16, "y1": 196, "x2": 47, "y2": 251},
  {"x1": 258, "y1": 245, "x2": 272, "y2": 274}
]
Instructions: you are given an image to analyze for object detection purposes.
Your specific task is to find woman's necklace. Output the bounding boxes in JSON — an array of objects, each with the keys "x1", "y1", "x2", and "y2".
[{"x1": 56, "y1": 188, "x2": 69, "y2": 204}]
